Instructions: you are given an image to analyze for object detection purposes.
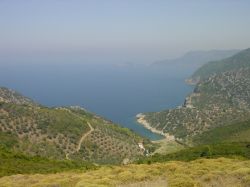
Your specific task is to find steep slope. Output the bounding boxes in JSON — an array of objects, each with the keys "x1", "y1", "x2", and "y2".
[
  {"x1": 0, "y1": 87, "x2": 150, "y2": 164},
  {"x1": 192, "y1": 119, "x2": 250, "y2": 145},
  {"x1": 137, "y1": 48, "x2": 250, "y2": 143}
]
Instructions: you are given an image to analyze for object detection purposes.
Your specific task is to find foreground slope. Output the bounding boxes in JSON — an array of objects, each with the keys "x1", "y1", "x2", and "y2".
[
  {"x1": 0, "y1": 146, "x2": 95, "y2": 177},
  {"x1": 0, "y1": 87, "x2": 149, "y2": 164},
  {"x1": 0, "y1": 158, "x2": 249, "y2": 187},
  {"x1": 137, "y1": 48, "x2": 250, "y2": 144}
]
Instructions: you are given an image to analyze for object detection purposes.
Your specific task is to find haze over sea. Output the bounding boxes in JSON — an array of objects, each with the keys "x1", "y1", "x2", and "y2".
[{"x1": 0, "y1": 56, "x2": 193, "y2": 140}]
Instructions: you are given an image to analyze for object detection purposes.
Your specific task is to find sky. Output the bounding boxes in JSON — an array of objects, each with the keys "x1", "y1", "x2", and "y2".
[{"x1": 0, "y1": 0, "x2": 250, "y2": 63}]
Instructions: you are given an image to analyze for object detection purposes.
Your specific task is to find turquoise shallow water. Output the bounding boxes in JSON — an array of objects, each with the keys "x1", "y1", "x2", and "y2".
[{"x1": 0, "y1": 61, "x2": 193, "y2": 140}]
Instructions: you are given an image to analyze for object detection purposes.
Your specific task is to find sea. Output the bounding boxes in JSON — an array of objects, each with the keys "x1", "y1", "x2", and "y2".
[{"x1": 0, "y1": 58, "x2": 193, "y2": 140}]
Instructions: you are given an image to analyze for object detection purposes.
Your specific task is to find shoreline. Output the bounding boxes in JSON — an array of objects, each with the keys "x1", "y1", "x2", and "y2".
[
  {"x1": 135, "y1": 78, "x2": 195, "y2": 142},
  {"x1": 136, "y1": 113, "x2": 175, "y2": 141}
]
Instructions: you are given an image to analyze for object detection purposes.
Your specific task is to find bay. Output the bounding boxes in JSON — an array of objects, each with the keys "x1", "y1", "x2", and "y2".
[{"x1": 0, "y1": 59, "x2": 193, "y2": 140}]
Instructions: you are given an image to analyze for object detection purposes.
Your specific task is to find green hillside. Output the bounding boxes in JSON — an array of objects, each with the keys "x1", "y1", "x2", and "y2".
[
  {"x1": 192, "y1": 120, "x2": 250, "y2": 145},
  {"x1": 137, "y1": 48, "x2": 250, "y2": 145},
  {"x1": 141, "y1": 68, "x2": 250, "y2": 140},
  {"x1": 0, "y1": 146, "x2": 95, "y2": 177},
  {"x1": 0, "y1": 87, "x2": 151, "y2": 164},
  {"x1": 138, "y1": 142, "x2": 250, "y2": 164}
]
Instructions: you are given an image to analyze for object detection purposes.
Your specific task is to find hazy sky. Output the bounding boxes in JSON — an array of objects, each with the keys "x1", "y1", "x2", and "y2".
[{"x1": 1, "y1": 0, "x2": 250, "y2": 62}]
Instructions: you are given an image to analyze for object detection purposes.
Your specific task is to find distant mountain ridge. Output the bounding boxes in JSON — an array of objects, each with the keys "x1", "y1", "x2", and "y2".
[
  {"x1": 152, "y1": 49, "x2": 240, "y2": 76},
  {"x1": 153, "y1": 49, "x2": 240, "y2": 65},
  {"x1": 188, "y1": 48, "x2": 250, "y2": 84}
]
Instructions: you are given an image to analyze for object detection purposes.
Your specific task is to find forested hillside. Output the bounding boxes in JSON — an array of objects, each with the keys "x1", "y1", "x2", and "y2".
[
  {"x1": 0, "y1": 87, "x2": 151, "y2": 164},
  {"x1": 138, "y1": 48, "x2": 250, "y2": 144}
]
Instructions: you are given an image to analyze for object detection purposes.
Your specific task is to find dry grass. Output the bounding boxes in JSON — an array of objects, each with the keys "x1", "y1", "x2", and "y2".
[
  {"x1": 117, "y1": 178, "x2": 167, "y2": 187},
  {"x1": 0, "y1": 158, "x2": 249, "y2": 187}
]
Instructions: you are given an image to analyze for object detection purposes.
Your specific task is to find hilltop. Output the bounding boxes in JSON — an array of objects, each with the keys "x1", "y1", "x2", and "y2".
[
  {"x1": 0, "y1": 87, "x2": 36, "y2": 105},
  {"x1": 137, "y1": 48, "x2": 250, "y2": 144},
  {"x1": 188, "y1": 48, "x2": 250, "y2": 84},
  {"x1": 0, "y1": 87, "x2": 152, "y2": 164}
]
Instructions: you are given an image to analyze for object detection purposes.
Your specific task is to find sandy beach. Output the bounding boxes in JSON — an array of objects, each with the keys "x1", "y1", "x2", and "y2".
[{"x1": 136, "y1": 113, "x2": 175, "y2": 141}]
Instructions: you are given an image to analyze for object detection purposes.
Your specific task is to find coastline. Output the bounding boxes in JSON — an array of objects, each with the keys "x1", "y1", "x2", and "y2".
[
  {"x1": 135, "y1": 78, "x2": 196, "y2": 142},
  {"x1": 136, "y1": 113, "x2": 175, "y2": 141}
]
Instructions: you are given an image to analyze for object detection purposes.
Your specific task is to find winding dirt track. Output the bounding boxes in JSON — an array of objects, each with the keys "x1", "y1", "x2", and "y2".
[
  {"x1": 76, "y1": 122, "x2": 94, "y2": 152},
  {"x1": 66, "y1": 122, "x2": 94, "y2": 160},
  {"x1": 63, "y1": 108, "x2": 95, "y2": 159}
]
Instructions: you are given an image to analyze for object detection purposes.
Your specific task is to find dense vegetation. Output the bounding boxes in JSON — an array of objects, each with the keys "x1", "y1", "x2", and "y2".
[
  {"x1": 137, "y1": 142, "x2": 250, "y2": 164},
  {"x1": 139, "y1": 48, "x2": 250, "y2": 143},
  {"x1": 193, "y1": 119, "x2": 250, "y2": 145},
  {"x1": 0, "y1": 146, "x2": 95, "y2": 177}
]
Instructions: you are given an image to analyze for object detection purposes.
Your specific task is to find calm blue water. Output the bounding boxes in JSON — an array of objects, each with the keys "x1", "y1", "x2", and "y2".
[{"x1": 0, "y1": 58, "x2": 193, "y2": 140}]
